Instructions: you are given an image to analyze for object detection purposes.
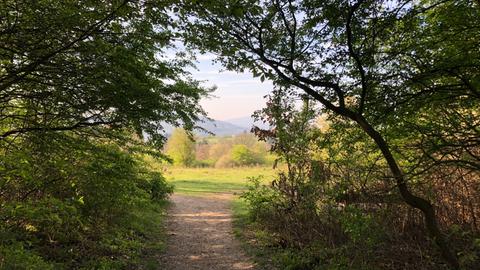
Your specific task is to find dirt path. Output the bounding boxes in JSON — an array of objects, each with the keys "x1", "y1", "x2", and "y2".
[{"x1": 160, "y1": 194, "x2": 256, "y2": 270}]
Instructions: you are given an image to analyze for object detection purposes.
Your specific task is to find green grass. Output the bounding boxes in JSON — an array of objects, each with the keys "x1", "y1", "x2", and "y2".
[
  {"x1": 76, "y1": 200, "x2": 170, "y2": 269},
  {"x1": 231, "y1": 198, "x2": 278, "y2": 270},
  {"x1": 131, "y1": 200, "x2": 170, "y2": 269},
  {"x1": 231, "y1": 198, "x2": 251, "y2": 241},
  {"x1": 163, "y1": 166, "x2": 276, "y2": 194}
]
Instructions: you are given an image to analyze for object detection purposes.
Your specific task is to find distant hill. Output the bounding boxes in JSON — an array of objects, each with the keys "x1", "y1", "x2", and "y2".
[
  {"x1": 162, "y1": 117, "x2": 249, "y2": 137},
  {"x1": 195, "y1": 118, "x2": 248, "y2": 136},
  {"x1": 224, "y1": 116, "x2": 270, "y2": 130},
  {"x1": 161, "y1": 116, "x2": 271, "y2": 137}
]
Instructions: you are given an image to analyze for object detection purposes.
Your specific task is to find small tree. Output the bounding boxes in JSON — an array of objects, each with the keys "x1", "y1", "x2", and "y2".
[
  {"x1": 166, "y1": 128, "x2": 196, "y2": 167},
  {"x1": 209, "y1": 142, "x2": 232, "y2": 161},
  {"x1": 230, "y1": 144, "x2": 257, "y2": 166}
]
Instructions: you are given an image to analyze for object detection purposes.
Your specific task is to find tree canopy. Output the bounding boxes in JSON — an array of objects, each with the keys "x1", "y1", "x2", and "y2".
[
  {"x1": 1, "y1": 0, "x2": 479, "y2": 268},
  {"x1": 0, "y1": 1, "x2": 205, "y2": 267},
  {"x1": 178, "y1": 0, "x2": 480, "y2": 268},
  {"x1": 0, "y1": 0, "x2": 208, "y2": 146}
]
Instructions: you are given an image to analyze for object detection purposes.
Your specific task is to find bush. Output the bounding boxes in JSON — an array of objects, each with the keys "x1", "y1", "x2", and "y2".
[
  {"x1": 241, "y1": 177, "x2": 280, "y2": 222},
  {"x1": 149, "y1": 172, "x2": 174, "y2": 202},
  {"x1": 215, "y1": 154, "x2": 235, "y2": 168},
  {"x1": 0, "y1": 242, "x2": 54, "y2": 270},
  {"x1": 230, "y1": 144, "x2": 259, "y2": 166},
  {"x1": 0, "y1": 132, "x2": 173, "y2": 268}
]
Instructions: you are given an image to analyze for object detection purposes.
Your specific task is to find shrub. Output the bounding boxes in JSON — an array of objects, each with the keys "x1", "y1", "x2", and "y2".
[
  {"x1": 215, "y1": 154, "x2": 235, "y2": 168},
  {"x1": 0, "y1": 132, "x2": 173, "y2": 268},
  {"x1": 0, "y1": 242, "x2": 54, "y2": 270},
  {"x1": 231, "y1": 144, "x2": 259, "y2": 166},
  {"x1": 241, "y1": 177, "x2": 280, "y2": 222},
  {"x1": 149, "y1": 172, "x2": 174, "y2": 202}
]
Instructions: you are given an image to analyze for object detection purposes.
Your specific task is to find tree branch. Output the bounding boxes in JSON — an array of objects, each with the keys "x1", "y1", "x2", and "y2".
[
  {"x1": 0, "y1": 120, "x2": 116, "y2": 139},
  {"x1": 0, "y1": 0, "x2": 130, "y2": 92},
  {"x1": 346, "y1": 0, "x2": 368, "y2": 114}
]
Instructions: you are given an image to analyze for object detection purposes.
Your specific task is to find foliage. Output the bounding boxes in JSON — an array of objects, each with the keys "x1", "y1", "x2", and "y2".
[
  {"x1": 1, "y1": 0, "x2": 478, "y2": 268},
  {"x1": 235, "y1": 88, "x2": 479, "y2": 269},
  {"x1": 230, "y1": 144, "x2": 259, "y2": 166},
  {"x1": 0, "y1": 0, "x2": 208, "y2": 146},
  {"x1": 150, "y1": 173, "x2": 174, "y2": 202},
  {"x1": 241, "y1": 177, "x2": 280, "y2": 222},
  {"x1": 0, "y1": 1, "x2": 206, "y2": 267},
  {"x1": 215, "y1": 154, "x2": 236, "y2": 168},
  {"x1": 166, "y1": 128, "x2": 196, "y2": 166},
  {"x1": 0, "y1": 132, "x2": 173, "y2": 268},
  {"x1": 0, "y1": 242, "x2": 55, "y2": 270},
  {"x1": 180, "y1": 0, "x2": 479, "y2": 268},
  {"x1": 164, "y1": 131, "x2": 272, "y2": 168}
]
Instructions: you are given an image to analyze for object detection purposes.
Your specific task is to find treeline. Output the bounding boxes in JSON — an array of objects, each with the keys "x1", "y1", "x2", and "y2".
[
  {"x1": 164, "y1": 128, "x2": 274, "y2": 167},
  {"x1": 0, "y1": 1, "x2": 206, "y2": 268}
]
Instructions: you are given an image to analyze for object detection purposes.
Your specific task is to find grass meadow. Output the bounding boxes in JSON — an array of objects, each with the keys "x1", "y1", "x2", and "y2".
[{"x1": 163, "y1": 166, "x2": 277, "y2": 194}]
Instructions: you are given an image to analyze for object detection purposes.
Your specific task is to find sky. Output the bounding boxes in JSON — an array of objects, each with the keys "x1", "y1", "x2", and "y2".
[{"x1": 189, "y1": 54, "x2": 274, "y2": 121}]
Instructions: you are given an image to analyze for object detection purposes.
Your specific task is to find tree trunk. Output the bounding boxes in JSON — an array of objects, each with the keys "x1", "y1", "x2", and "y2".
[{"x1": 352, "y1": 114, "x2": 460, "y2": 269}]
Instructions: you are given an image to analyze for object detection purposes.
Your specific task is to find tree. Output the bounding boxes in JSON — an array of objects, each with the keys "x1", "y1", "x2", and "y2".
[
  {"x1": 166, "y1": 128, "x2": 196, "y2": 166},
  {"x1": 179, "y1": 1, "x2": 480, "y2": 267},
  {"x1": 254, "y1": 90, "x2": 323, "y2": 203},
  {"x1": 0, "y1": 0, "x2": 208, "y2": 146},
  {"x1": 232, "y1": 132, "x2": 258, "y2": 147},
  {"x1": 0, "y1": 1, "x2": 207, "y2": 266},
  {"x1": 209, "y1": 141, "x2": 233, "y2": 161},
  {"x1": 231, "y1": 144, "x2": 257, "y2": 165}
]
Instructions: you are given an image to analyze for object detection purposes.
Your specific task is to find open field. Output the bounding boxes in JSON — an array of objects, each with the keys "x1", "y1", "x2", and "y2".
[{"x1": 163, "y1": 166, "x2": 277, "y2": 194}]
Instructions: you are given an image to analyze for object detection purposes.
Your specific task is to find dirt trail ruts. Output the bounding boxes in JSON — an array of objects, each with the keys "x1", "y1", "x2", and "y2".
[{"x1": 160, "y1": 194, "x2": 256, "y2": 270}]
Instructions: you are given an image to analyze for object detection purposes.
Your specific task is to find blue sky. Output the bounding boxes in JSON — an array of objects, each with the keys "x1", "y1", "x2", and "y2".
[{"x1": 190, "y1": 53, "x2": 274, "y2": 120}]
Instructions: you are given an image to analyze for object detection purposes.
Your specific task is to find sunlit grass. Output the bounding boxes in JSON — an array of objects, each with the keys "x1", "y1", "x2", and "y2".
[{"x1": 163, "y1": 166, "x2": 277, "y2": 194}]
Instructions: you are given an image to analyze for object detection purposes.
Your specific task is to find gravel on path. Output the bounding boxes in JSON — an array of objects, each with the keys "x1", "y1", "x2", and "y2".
[{"x1": 160, "y1": 194, "x2": 256, "y2": 270}]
